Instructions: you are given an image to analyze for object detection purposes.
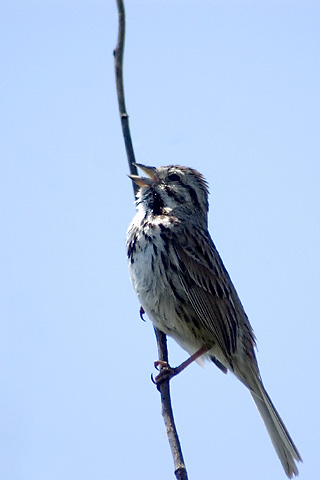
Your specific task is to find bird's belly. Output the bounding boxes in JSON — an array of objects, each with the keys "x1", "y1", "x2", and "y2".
[
  {"x1": 129, "y1": 243, "x2": 175, "y2": 327},
  {"x1": 129, "y1": 242, "x2": 213, "y2": 357}
]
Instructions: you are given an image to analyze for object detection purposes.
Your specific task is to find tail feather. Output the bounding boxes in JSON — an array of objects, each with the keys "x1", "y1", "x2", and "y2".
[{"x1": 251, "y1": 383, "x2": 302, "y2": 478}]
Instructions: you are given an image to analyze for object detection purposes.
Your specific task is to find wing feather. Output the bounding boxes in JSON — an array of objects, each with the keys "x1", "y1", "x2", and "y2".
[{"x1": 171, "y1": 227, "x2": 254, "y2": 361}]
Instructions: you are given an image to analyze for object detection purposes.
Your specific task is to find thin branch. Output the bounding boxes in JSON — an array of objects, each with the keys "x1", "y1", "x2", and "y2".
[
  {"x1": 154, "y1": 329, "x2": 189, "y2": 480},
  {"x1": 113, "y1": 1, "x2": 188, "y2": 479},
  {"x1": 113, "y1": 0, "x2": 138, "y2": 196}
]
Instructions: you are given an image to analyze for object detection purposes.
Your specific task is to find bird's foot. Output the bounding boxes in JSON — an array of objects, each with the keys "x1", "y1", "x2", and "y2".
[
  {"x1": 152, "y1": 360, "x2": 179, "y2": 384},
  {"x1": 151, "y1": 346, "x2": 208, "y2": 385}
]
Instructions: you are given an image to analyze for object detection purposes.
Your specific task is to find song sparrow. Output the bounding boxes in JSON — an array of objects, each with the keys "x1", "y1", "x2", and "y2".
[{"x1": 127, "y1": 164, "x2": 301, "y2": 477}]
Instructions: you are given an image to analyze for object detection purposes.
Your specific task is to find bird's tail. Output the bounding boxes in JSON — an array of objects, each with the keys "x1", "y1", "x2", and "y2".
[{"x1": 251, "y1": 382, "x2": 302, "y2": 478}]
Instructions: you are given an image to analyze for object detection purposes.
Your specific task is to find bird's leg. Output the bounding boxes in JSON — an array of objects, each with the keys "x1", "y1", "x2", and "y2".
[{"x1": 153, "y1": 346, "x2": 208, "y2": 384}]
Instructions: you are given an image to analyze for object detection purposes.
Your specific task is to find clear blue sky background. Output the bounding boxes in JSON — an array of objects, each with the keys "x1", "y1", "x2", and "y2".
[{"x1": 1, "y1": 1, "x2": 319, "y2": 479}]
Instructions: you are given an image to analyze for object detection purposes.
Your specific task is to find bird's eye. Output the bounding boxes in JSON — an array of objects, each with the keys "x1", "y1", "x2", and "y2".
[{"x1": 167, "y1": 173, "x2": 180, "y2": 182}]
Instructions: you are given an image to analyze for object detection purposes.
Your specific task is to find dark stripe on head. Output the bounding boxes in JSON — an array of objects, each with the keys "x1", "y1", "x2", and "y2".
[{"x1": 184, "y1": 184, "x2": 201, "y2": 210}]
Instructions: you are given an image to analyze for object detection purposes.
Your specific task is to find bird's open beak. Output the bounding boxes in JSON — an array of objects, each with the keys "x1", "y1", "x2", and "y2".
[{"x1": 128, "y1": 163, "x2": 158, "y2": 187}]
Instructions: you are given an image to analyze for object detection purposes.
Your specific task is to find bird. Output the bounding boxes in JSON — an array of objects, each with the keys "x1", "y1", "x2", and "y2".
[{"x1": 126, "y1": 163, "x2": 302, "y2": 477}]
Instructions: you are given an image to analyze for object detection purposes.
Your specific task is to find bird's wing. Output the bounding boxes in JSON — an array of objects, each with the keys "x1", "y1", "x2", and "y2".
[{"x1": 171, "y1": 227, "x2": 255, "y2": 362}]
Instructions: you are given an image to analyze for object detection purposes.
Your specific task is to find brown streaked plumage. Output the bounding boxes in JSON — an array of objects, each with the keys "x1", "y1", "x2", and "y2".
[{"x1": 127, "y1": 164, "x2": 302, "y2": 477}]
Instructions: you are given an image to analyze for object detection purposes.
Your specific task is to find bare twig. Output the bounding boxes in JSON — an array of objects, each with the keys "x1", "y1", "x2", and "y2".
[
  {"x1": 154, "y1": 329, "x2": 189, "y2": 480},
  {"x1": 113, "y1": 1, "x2": 188, "y2": 479},
  {"x1": 113, "y1": 0, "x2": 138, "y2": 196}
]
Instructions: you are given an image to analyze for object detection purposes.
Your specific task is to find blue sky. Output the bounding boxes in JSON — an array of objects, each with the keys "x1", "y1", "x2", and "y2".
[{"x1": 1, "y1": 1, "x2": 319, "y2": 479}]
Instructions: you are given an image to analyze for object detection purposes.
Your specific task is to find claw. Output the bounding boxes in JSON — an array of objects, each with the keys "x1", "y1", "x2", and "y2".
[
  {"x1": 154, "y1": 360, "x2": 169, "y2": 370},
  {"x1": 152, "y1": 360, "x2": 177, "y2": 385},
  {"x1": 139, "y1": 306, "x2": 146, "y2": 321}
]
